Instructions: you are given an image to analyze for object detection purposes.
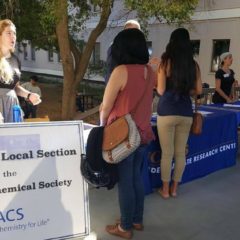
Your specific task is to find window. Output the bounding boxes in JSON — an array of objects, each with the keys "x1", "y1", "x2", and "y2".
[
  {"x1": 211, "y1": 39, "x2": 230, "y2": 72},
  {"x1": 91, "y1": 42, "x2": 100, "y2": 66},
  {"x1": 17, "y1": 42, "x2": 22, "y2": 53},
  {"x1": 23, "y1": 43, "x2": 28, "y2": 60},
  {"x1": 58, "y1": 52, "x2": 62, "y2": 62},
  {"x1": 147, "y1": 41, "x2": 152, "y2": 56},
  {"x1": 191, "y1": 40, "x2": 200, "y2": 57},
  {"x1": 31, "y1": 43, "x2": 36, "y2": 61},
  {"x1": 48, "y1": 49, "x2": 54, "y2": 62},
  {"x1": 93, "y1": 4, "x2": 101, "y2": 12}
]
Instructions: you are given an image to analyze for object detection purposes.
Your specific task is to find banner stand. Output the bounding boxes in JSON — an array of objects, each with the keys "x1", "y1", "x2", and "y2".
[{"x1": 0, "y1": 121, "x2": 90, "y2": 240}]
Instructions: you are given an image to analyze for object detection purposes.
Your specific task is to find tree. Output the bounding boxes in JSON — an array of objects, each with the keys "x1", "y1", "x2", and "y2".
[
  {"x1": 0, "y1": 0, "x2": 199, "y2": 120},
  {"x1": 125, "y1": 0, "x2": 199, "y2": 29}
]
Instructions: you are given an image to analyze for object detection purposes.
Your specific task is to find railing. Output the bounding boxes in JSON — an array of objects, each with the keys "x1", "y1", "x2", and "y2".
[
  {"x1": 200, "y1": 87, "x2": 215, "y2": 104},
  {"x1": 74, "y1": 87, "x2": 240, "y2": 121},
  {"x1": 200, "y1": 86, "x2": 240, "y2": 104},
  {"x1": 235, "y1": 86, "x2": 240, "y2": 99},
  {"x1": 74, "y1": 105, "x2": 100, "y2": 121}
]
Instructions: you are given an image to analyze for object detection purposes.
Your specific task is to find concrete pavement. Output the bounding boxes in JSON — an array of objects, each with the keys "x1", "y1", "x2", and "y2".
[{"x1": 84, "y1": 156, "x2": 240, "y2": 240}]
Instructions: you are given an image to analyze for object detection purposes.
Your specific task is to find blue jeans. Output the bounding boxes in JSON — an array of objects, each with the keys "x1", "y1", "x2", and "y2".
[{"x1": 117, "y1": 145, "x2": 146, "y2": 230}]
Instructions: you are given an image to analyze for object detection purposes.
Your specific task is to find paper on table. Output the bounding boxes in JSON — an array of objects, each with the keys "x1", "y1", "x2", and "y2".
[
  {"x1": 151, "y1": 112, "x2": 157, "y2": 122},
  {"x1": 152, "y1": 111, "x2": 212, "y2": 117},
  {"x1": 197, "y1": 111, "x2": 213, "y2": 115},
  {"x1": 223, "y1": 104, "x2": 240, "y2": 108}
]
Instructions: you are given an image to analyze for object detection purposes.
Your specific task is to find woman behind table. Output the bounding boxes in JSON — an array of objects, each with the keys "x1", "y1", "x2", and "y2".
[
  {"x1": 100, "y1": 28, "x2": 156, "y2": 239},
  {"x1": 212, "y1": 52, "x2": 236, "y2": 103},
  {"x1": 0, "y1": 19, "x2": 41, "y2": 122},
  {"x1": 157, "y1": 28, "x2": 202, "y2": 199}
]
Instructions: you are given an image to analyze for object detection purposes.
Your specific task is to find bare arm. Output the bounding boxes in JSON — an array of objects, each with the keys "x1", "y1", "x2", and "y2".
[
  {"x1": 156, "y1": 64, "x2": 166, "y2": 96},
  {"x1": 148, "y1": 56, "x2": 160, "y2": 73},
  {"x1": 100, "y1": 65, "x2": 127, "y2": 126},
  {"x1": 231, "y1": 80, "x2": 238, "y2": 101},
  {"x1": 195, "y1": 64, "x2": 202, "y2": 95},
  {"x1": 190, "y1": 64, "x2": 202, "y2": 96},
  {"x1": 215, "y1": 79, "x2": 232, "y2": 103},
  {"x1": 15, "y1": 83, "x2": 41, "y2": 105}
]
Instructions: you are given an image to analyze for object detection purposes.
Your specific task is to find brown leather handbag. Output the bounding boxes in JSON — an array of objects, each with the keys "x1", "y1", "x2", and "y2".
[
  {"x1": 191, "y1": 112, "x2": 203, "y2": 135},
  {"x1": 102, "y1": 113, "x2": 141, "y2": 164},
  {"x1": 102, "y1": 65, "x2": 150, "y2": 163},
  {"x1": 102, "y1": 116, "x2": 129, "y2": 152},
  {"x1": 190, "y1": 98, "x2": 203, "y2": 135}
]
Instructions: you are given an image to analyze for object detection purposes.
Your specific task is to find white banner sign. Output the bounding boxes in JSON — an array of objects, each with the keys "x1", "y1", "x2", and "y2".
[{"x1": 0, "y1": 121, "x2": 90, "y2": 240}]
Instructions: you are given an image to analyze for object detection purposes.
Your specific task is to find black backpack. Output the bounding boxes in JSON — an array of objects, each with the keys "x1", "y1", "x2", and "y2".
[{"x1": 81, "y1": 126, "x2": 118, "y2": 190}]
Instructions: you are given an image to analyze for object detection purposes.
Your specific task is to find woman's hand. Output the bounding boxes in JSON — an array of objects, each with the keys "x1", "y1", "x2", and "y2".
[
  {"x1": 226, "y1": 97, "x2": 233, "y2": 103},
  {"x1": 15, "y1": 84, "x2": 41, "y2": 105},
  {"x1": 29, "y1": 93, "x2": 41, "y2": 105},
  {"x1": 148, "y1": 57, "x2": 160, "y2": 73}
]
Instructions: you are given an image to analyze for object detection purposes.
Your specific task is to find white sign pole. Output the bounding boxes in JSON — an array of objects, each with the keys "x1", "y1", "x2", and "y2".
[{"x1": 0, "y1": 121, "x2": 90, "y2": 240}]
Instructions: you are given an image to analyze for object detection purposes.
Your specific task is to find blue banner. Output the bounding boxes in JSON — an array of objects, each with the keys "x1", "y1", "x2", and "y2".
[{"x1": 143, "y1": 109, "x2": 238, "y2": 194}]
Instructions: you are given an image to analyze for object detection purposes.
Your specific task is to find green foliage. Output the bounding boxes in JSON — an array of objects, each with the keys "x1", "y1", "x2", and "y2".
[
  {"x1": 125, "y1": 0, "x2": 199, "y2": 30},
  {"x1": 0, "y1": 0, "x2": 112, "y2": 50},
  {"x1": 88, "y1": 60, "x2": 107, "y2": 77},
  {"x1": 0, "y1": 0, "x2": 58, "y2": 49},
  {"x1": 68, "y1": 0, "x2": 91, "y2": 38},
  {"x1": 0, "y1": 0, "x2": 19, "y2": 19},
  {"x1": 0, "y1": 0, "x2": 198, "y2": 51}
]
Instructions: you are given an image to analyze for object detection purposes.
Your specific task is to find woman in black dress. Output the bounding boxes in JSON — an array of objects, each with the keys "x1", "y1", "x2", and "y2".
[{"x1": 212, "y1": 52, "x2": 237, "y2": 103}]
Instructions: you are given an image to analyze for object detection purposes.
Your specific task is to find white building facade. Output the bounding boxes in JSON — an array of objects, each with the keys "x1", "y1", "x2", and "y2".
[{"x1": 17, "y1": 0, "x2": 240, "y2": 86}]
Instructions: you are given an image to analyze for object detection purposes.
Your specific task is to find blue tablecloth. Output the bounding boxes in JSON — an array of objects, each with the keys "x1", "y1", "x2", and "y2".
[
  {"x1": 143, "y1": 109, "x2": 238, "y2": 194},
  {"x1": 202, "y1": 101, "x2": 240, "y2": 125}
]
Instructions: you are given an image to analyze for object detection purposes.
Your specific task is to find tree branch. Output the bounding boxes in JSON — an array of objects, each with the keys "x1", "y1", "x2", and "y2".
[
  {"x1": 55, "y1": 0, "x2": 74, "y2": 81},
  {"x1": 69, "y1": 37, "x2": 81, "y2": 73},
  {"x1": 74, "y1": 0, "x2": 112, "y2": 88}
]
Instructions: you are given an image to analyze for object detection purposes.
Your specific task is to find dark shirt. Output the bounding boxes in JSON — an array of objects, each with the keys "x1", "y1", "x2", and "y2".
[
  {"x1": 157, "y1": 77, "x2": 193, "y2": 117},
  {"x1": 0, "y1": 54, "x2": 21, "y2": 89},
  {"x1": 212, "y1": 68, "x2": 235, "y2": 103}
]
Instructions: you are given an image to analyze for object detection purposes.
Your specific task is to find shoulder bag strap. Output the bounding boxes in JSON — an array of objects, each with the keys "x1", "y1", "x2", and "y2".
[{"x1": 130, "y1": 65, "x2": 151, "y2": 115}]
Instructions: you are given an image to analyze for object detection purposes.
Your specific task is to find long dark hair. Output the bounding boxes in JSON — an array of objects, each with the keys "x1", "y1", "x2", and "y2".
[
  {"x1": 111, "y1": 28, "x2": 149, "y2": 65},
  {"x1": 161, "y1": 28, "x2": 197, "y2": 94}
]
